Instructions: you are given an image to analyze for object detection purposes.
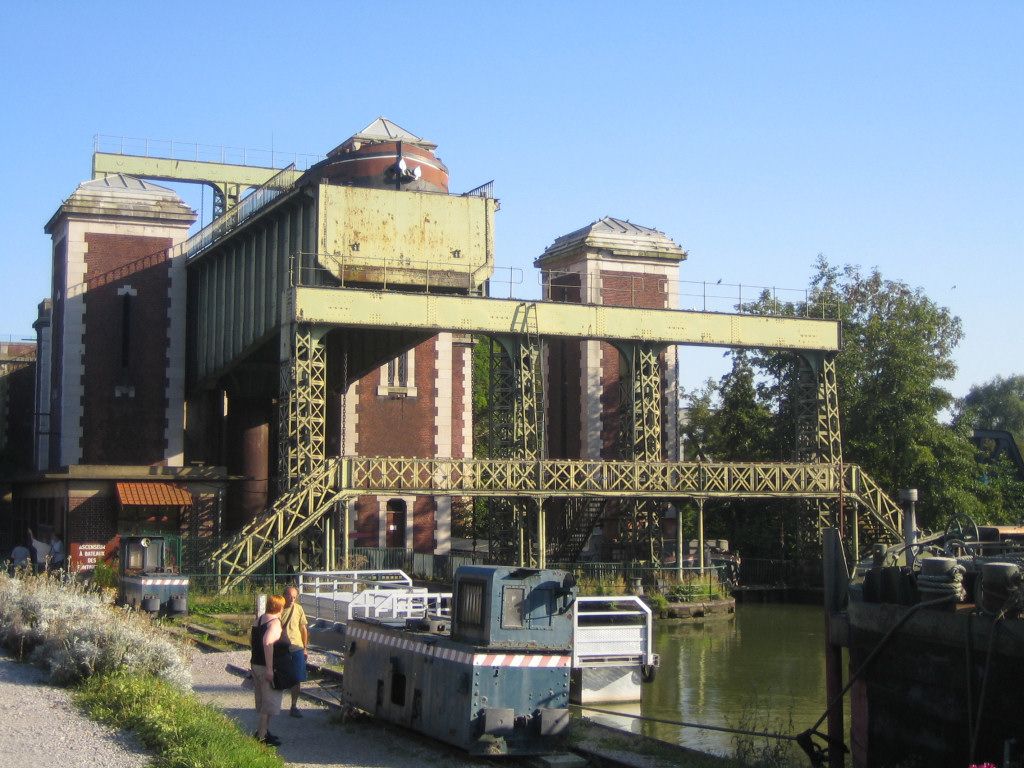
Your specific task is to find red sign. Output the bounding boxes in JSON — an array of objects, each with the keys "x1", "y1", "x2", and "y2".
[{"x1": 70, "y1": 542, "x2": 110, "y2": 572}]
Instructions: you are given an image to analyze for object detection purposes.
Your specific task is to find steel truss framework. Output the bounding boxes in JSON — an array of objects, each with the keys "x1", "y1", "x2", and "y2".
[
  {"x1": 209, "y1": 454, "x2": 904, "y2": 591},
  {"x1": 795, "y1": 353, "x2": 852, "y2": 548},
  {"x1": 278, "y1": 325, "x2": 328, "y2": 490},
  {"x1": 486, "y1": 330, "x2": 544, "y2": 565},
  {"x1": 616, "y1": 342, "x2": 665, "y2": 562}
]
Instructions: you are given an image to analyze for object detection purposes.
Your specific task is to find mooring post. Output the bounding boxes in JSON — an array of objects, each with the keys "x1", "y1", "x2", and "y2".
[
  {"x1": 675, "y1": 503, "x2": 683, "y2": 579},
  {"x1": 697, "y1": 498, "x2": 706, "y2": 574},
  {"x1": 900, "y1": 488, "x2": 918, "y2": 568},
  {"x1": 822, "y1": 527, "x2": 849, "y2": 765}
]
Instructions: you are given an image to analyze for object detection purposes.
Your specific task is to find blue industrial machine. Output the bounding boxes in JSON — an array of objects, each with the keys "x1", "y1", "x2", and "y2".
[
  {"x1": 340, "y1": 565, "x2": 577, "y2": 756},
  {"x1": 117, "y1": 535, "x2": 189, "y2": 615}
]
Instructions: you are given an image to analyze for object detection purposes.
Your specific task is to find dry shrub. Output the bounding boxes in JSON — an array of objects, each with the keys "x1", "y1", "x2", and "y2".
[{"x1": 0, "y1": 571, "x2": 191, "y2": 687}]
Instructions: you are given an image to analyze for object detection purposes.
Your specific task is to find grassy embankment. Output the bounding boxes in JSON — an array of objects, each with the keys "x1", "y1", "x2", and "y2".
[
  {"x1": 0, "y1": 571, "x2": 283, "y2": 768},
  {"x1": 76, "y1": 671, "x2": 281, "y2": 768}
]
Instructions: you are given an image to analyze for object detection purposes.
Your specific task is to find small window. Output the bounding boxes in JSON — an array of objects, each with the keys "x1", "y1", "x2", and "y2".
[
  {"x1": 501, "y1": 586, "x2": 525, "y2": 629},
  {"x1": 387, "y1": 353, "x2": 409, "y2": 388},
  {"x1": 457, "y1": 580, "x2": 485, "y2": 629},
  {"x1": 120, "y1": 293, "x2": 132, "y2": 368}
]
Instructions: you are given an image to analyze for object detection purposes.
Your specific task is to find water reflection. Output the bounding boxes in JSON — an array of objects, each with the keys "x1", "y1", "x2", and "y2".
[{"x1": 595, "y1": 603, "x2": 849, "y2": 757}]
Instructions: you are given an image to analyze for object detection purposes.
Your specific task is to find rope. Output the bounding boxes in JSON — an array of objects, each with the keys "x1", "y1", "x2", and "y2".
[
  {"x1": 572, "y1": 703, "x2": 801, "y2": 742},
  {"x1": 810, "y1": 593, "x2": 956, "y2": 734}
]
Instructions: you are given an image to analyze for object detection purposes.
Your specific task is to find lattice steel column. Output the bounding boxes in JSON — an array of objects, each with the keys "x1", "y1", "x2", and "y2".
[
  {"x1": 514, "y1": 339, "x2": 544, "y2": 459},
  {"x1": 486, "y1": 334, "x2": 544, "y2": 565},
  {"x1": 630, "y1": 344, "x2": 664, "y2": 460},
  {"x1": 278, "y1": 324, "x2": 328, "y2": 491},
  {"x1": 610, "y1": 342, "x2": 666, "y2": 563},
  {"x1": 795, "y1": 352, "x2": 843, "y2": 465},
  {"x1": 794, "y1": 352, "x2": 843, "y2": 534}
]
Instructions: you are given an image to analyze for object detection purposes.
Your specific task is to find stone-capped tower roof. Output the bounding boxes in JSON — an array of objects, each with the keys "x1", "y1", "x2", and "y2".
[
  {"x1": 534, "y1": 216, "x2": 687, "y2": 269},
  {"x1": 327, "y1": 116, "x2": 438, "y2": 157},
  {"x1": 45, "y1": 174, "x2": 195, "y2": 233}
]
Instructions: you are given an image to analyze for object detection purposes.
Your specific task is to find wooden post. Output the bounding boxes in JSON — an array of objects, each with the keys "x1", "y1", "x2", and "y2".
[
  {"x1": 823, "y1": 527, "x2": 849, "y2": 765},
  {"x1": 697, "y1": 498, "x2": 706, "y2": 574}
]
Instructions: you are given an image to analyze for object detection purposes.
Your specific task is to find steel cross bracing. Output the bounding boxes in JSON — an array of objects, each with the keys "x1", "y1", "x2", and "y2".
[
  {"x1": 205, "y1": 455, "x2": 905, "y2": 590},
  {"x1": 210, "y1": 458, "x2": 347, "y2": 591},
  {"x1": 628, "y1": 344, "x2": 664, "y2": 460},
  {"x1": 795, "y1": 353, "x2": 845, "y2": 538},
  {"x1": 278, "y1": 325, "x2": 328, "y2": 490},
  {"x1": 485, "y1": 329, "x2": 544, "y2": 564}
]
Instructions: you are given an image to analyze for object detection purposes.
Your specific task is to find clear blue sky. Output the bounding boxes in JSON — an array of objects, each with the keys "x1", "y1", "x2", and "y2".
[{"x1": 1, "y1": 3, "x2": 1020, "y2": 398}]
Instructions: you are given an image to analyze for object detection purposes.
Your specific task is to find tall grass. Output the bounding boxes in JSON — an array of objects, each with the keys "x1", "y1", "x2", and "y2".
[
  {"x1": 77, "y1": 671, "x2": 284, "y2": 768},
  {"x1": 0, "y1": 570, "x2": 190, "y2": 686}
]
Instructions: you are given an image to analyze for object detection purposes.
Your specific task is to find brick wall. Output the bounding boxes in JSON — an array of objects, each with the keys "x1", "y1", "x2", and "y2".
[
  {"x1": 68, "y1": 494, "x2": 117, "y2": 542},
  {"x1": 547, "y1": 337, "x2": 582, "y2": 458},
  {"x1": 180, "y1": 493, "x2": 220, "y2": 570},
  {"x1": 81, "y1": 234, "x2": 172, "y2": 464},
  {"x1": 451, "y1": 342, "x2": 467, "y2": 459},
  {"x1": 48, "y1": 239, "x2": 66, "y2": 468},
  {"x1": 599, "y1": 270, "x2": 668, "y2": 458},
  {"x1": 355, "y1": 338, "x2": 437, "y2": 458},
  {"x1": 412, "y1": 495, "x2": 436, "y2": 553},
  {"x1": 355, "y1": 495, "x2": 380, "y2": 546}
]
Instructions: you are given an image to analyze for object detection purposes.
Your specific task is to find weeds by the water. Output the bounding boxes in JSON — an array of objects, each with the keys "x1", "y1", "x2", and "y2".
[
  {"x1": 730, "y1": 698, "x2": 802, "y2": 768},
  {"x1": 0, "y1": 570, "x2": 191, "y2": 686},
  {"x1": 77, "y1": 671, "x2": 284, "y2": 768}
]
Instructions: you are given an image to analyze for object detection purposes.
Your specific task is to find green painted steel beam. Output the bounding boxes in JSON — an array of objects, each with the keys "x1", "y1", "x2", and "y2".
[
  {"x1": 92, "y1": 152, "x2": 301, "y2": 189},
  {"x1": 293, "y1": 287, "x2": 841, "y2": 351}
]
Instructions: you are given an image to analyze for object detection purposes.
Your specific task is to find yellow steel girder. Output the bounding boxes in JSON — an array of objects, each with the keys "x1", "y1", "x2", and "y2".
[
  {"x1": 93, "y1": 152, "x2": 300, "y2": 192},
  {"x1": 293, "y1": 287, "x2": 841, "y2": 351}
]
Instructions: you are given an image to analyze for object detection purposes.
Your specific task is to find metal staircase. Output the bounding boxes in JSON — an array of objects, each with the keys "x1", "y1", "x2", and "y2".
[
  {"x1": 551, "y1": 497, "x2": 607, "y2": 563},
  {"x1": 845, "y1": 465, "x2": 904, "y2": 552},
  {"x1": 210, "y1": 458, "x2": 347, "y2": 592}
]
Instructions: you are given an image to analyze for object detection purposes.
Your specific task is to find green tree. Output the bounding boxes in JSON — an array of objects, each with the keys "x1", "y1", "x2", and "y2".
[
  {"x1": 690, "y1": 256, "x2": 995, "y2": 545},
  {"x1": 957, "y1": 374, "x2": 1024, "y2": 447}
]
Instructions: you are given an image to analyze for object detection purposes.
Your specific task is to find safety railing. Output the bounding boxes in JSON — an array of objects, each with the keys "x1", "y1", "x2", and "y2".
[
  {"x1": 347, "y1": 456, "x2": 844, "y2": 498},
  {"x1": 93, "y1": 134, "x2": 322, "y2": 170},
  {"x1": 179, "y1": 165, "x2": 297, "y2": 261},
  {"x1": 572, "y1": 595, "x2": 656, "y2": 669},
  {"x1": 347, "y1": 588, "x2": 451, "y2": 621},
  {"x1": 539, "y1": 268, "x2": 843, "y2": 319},
  {"x1": 298, "y1": 569, "x2": 413, "y2": 594},
  {"x1": 296, "y1": 569, "x2": 450, "y2": 626},
  {"x1": 291, "y1": 252, "x2": 519, "y2": 297}
]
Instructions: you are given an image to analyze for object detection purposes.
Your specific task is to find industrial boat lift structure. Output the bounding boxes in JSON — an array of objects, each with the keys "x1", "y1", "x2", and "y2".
[{"x1": 92, "y1": 141, "x2": 903, "y2": 592}]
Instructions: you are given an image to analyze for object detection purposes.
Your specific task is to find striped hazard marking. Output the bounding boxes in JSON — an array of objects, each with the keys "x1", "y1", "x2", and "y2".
[{"x1": 347, "y1": 625, "x2": 570, "y2": 668}]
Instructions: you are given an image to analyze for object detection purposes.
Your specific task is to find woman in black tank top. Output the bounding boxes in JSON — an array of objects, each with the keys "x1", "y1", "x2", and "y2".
[{"x1": 251, "y1": 595, "x2": 286, "y2": 745}]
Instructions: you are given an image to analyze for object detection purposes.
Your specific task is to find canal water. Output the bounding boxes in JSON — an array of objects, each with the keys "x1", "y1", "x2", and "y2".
[{"x1": 588, "y1": 603, "x2": 850, "y2": 758}]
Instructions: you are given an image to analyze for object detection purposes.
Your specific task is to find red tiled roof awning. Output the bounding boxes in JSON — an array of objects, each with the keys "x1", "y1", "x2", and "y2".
[{"x1": 116, "y1": 482, "x2": 193, "y2": 507}]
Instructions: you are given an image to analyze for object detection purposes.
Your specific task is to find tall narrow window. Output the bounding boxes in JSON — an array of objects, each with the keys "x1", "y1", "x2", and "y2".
[
  {"x1": 120, "y1": 293, "x2": 132, "y2": 368},
  {"x1": 378, "y1": 349, "x2": 417, "y2": 397},
  {"x1": 387, "y1": 352, "x2": 409, "y2": 388}
]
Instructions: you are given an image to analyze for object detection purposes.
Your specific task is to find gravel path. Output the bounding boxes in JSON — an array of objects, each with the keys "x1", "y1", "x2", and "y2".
[
  {"x1": 0, "y1": 653, "x2": 151, "y2": 768},
  {"x1": 190, "y1": 649, "x2": 493, "y2": 768}
]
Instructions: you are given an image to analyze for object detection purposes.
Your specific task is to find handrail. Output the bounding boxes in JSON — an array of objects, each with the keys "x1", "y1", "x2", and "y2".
[
  {"x1": 573, "y1": 595, "x2": 655, "y2": 668},
  {"x1": 178, "y1": 164, "x2": 297, "y2": 261},
  {"x1": 297, "y1": 569, "x2": 413, "y2": 595},
  {"x1": 93, "y1": 134, "x2": 322, "y2": 170}
]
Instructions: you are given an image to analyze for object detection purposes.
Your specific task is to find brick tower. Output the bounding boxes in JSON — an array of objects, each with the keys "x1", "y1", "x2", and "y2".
[
  {"x1": 535, "y1": 217, "x2": 686, "y2": 558},
  {"x1": 42, "y1": 174, "x2": 196, "y2": 468}
]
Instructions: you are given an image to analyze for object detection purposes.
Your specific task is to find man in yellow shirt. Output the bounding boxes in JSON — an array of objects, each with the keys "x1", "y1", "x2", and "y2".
[{"x1": 280, "y1": 586, "x2": 309, "y2": 717}]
